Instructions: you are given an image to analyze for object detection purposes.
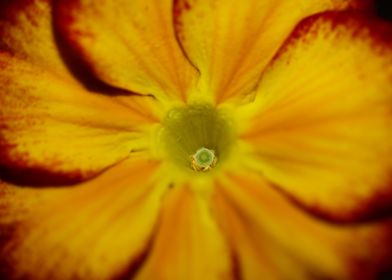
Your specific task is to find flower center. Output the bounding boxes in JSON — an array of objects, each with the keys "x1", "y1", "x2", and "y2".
[
  {"x1": 161, "y1": 103, "x2": 234, "y2": 173},
  {"x1": 191, "y1": 147, "x2": 217, "y2": 171}
]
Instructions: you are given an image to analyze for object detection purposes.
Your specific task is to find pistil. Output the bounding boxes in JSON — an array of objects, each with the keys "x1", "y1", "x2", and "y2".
[{"x1": 191, "y1": 147, "x2": 217, "y2": 172}]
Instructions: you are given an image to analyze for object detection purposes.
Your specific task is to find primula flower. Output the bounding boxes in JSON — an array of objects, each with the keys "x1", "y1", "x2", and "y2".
[{"x1": 1, "y1": 0, "x2": 392, "y2": 279}]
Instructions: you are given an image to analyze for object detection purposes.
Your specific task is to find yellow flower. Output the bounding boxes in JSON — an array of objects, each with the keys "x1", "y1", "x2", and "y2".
[{"x1": 1, "y1": 0, "x2": 392, "y2": 279}]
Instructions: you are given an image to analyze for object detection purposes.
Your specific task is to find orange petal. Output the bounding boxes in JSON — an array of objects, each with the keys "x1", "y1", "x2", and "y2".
[
  {"x1": 174, "y1": 0, "x2": 374, "y2": 103},
  {"x1": 240, "y1": 12, "x2": 392, "y2": 222},
  {"x1": 135, "y1": 185, "x2": 232, "y2": 280},
  {"x1": 54, "y1": 0, "x2": 198, "y2": 102},
  {"x1": 213, "y1": 172, "x2": 392, "y2": 280},
  {"x1": 0, "y1": 52, "x2": 159, "y2": 186},
  {"x1": 0, "y1": 157, "x2": 166, "y2": 280},
  {"x1": 0, "y1": 0, "x2": 76, "y2": 81}
]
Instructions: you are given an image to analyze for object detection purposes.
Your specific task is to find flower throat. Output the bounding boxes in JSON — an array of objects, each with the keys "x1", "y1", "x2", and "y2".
[{"x1": 161, "y1": 103, "x2": 234, "y2": 173}]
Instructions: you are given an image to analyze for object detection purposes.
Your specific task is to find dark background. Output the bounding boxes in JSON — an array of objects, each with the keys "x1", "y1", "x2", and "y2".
[
  {"x1": 373, "y1": 1, "x2": 391, "y2": 279},
  {"x1": 377, "y1": 3, "x2": 392, "y2": 277},
  {"x1": 376, "y1": 2, "x2": 392, "y2": 280},
  {"x1": 375, "y1": 0, "x2": 392, "y2": 21}
]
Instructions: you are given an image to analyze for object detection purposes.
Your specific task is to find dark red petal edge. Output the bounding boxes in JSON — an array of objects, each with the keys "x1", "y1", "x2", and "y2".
[
  {"x1": 0, "y1": 130, "x2": 137, "y2": 186},
  {"x1": 263, "y1": 11, "x2": 392, "y2": 224},
  {"x1": 51, "y1": 0, "x2": 147, "y2": 96},
  {"x1": 216, "y1": 180, "x2": 392, "y2": 279}
]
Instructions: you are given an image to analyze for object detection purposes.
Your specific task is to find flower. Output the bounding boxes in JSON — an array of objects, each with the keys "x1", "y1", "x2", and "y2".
[{"x1": 1, "y1": 0, "x2": 392, "y2": 279}]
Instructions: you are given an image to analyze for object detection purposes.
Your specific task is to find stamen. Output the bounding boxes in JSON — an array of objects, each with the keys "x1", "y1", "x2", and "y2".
[{"x1": 191, "y1": 147, "x2": 217, "y2": 172}]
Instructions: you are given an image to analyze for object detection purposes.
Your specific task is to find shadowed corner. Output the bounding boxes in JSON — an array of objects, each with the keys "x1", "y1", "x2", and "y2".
[
  {"x1": 379, "y1": 270, "x2": 392, "y2": 280},
  {"x1": 375, "y1": 0, "x2": 392, "y2": 22},
  {"x1": 375, "y1": 247, "x2": 392, "y2": 280}
]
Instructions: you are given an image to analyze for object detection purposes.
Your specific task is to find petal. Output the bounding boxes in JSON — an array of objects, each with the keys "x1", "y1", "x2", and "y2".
[
  {"x1": 0, "y1": 0, "x2": 74, "y2": 81},
  {"x1": 135, "y1": 185, "x2": 232, "y2": 280},
  {"x1": 174, "y1": 0, "x2": 374, "y2": 103},
  {"x1": 0, "y1": 157, "x2": 166, "y2": 280},
  {"x1": 0, "y1": 52, "x2": 159, "y2": 186},
  {"x1": 54, "y1": 0, "x2": 198, "y2": 102},
  {"x1": 213, "y1": 172, "x2": 392, "y2": 280},
  {"x1": 240, "y1": 12, "x2": 392, "y2": 222}
]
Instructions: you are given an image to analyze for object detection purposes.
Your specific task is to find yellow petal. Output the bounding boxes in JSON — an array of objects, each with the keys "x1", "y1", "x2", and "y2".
[
  {"x1": 213, "y1": 172, "x2": 392, "y2": 280},
  {"x1": 0, "y1": 52, "x2": 159, "y2": 185},
  {"x1": 240, "y1": 12, "x2": 392, "y2": 222},
  {"x1": 174, "y1": 0, "x2": 373, "y2": 103},
  {"x1": 0, "y1": 157, "x2": 165, "y2": 280},
  {"x1": 0, "y1": 0, "x2": 75, "y2": 81},
  {"x1": 54, "y1": 0, "x2": 198, "y2": 102},
  {"x1": 135, "y1": 185, "x2": 232, "y2": 280}
]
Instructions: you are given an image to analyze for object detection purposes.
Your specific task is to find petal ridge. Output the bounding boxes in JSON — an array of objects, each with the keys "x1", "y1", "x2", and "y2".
[{"x1": 241, "y1": 11, "x2": 392, "y2": 223}]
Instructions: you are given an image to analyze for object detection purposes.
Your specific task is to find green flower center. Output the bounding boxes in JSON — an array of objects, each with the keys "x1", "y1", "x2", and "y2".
[
  {"x1": 192, "y1": 147, "x2": 217, "y2": 171},
  {"x1": 161, "y1": 103, "x2": 234, "y2": 173}
]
